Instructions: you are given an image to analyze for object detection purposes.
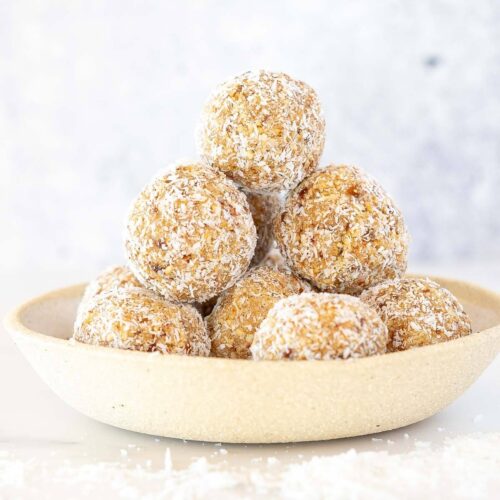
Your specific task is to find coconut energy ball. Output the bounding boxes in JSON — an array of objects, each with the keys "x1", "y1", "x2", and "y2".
[
  {"x1": 245, "y1": 190, "x2": 280, "y2": 266},
  {"x1": 80, "y1": 265, "x2": 142, "y2": 306},
  {"x1": 197, "y1": 70, "x2": 325, "y2": 192},
  {"x1": 274, "y1": 165, "x2": 409, "y2": 295},
  {"x1": 125, "y1": 162, "x2": 257, "y2": 303},
  {"x1": 74, "y1": 287, "x2": 210, "y2": 355},
  {"x1": 251, "y1": 293, "x2": 388, "y2": 360},
  {"x1": 207, "y1": 266, "x2": 309, "y2": 359},
  {"x1": 360, "y1": 278, "x2": 472, "y2": 352}
]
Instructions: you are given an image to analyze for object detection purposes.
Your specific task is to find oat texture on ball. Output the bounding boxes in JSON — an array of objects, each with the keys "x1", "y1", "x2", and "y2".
[
  {"x1": 251, "y1": 293, "x2": 388, "y2": 361},
  {"x1": 125, "y1": 162, "x2": 257, "y2": 303},
  {"x1": 361, "y1": 278, "x2": 472, "y2": 352},
  {"x1": 274, "y1": 165, "x2": 409, "y2": 295},
  {"x1": 245, "y1": 190, "x2": 280, "y2": 266},
  {"x1": 207, "y1": 266, "x2": 309, "y2": 359},
  {"x1": 74, "y1": 287, "x2": 210, "y2": 355},
  {"x1": 197, "y1": 70, "x2": 325, "y2": 192}
]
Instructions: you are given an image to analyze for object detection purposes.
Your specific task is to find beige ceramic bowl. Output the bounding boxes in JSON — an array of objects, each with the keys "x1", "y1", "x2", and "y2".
[{"x1": 4, "y1": 276, "x2": 500, "y2": 444}]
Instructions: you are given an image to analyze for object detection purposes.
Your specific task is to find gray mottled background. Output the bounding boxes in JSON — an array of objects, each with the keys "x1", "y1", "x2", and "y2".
[{"x1": 2, "y1": 0, "x2": 500, "y2": 276}]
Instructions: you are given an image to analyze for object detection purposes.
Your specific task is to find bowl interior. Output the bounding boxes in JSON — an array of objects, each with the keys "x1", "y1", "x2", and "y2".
[{"x1": 19, "y1": 285, "x2": 85, "y2": 340}]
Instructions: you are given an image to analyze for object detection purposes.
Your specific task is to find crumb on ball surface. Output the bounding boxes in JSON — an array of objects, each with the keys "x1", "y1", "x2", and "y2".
[
  {"x1": 360, "y1": 278, "x2": 472, "y2": 352},
  {"x1": 125, "y1": 162, "x2": 257, "y2": 303},
  {"x1": 197, "y1": 70, "x2": 325, "y2": 193},
  {"x1": 251, "y1": 293, "x2": 388, "y2": 361},
  {"x1": 207, "y1": 266, "x2": 309, "y2": 359},
  {"x1": 73, "y1": 287, "x2": 210, "y2": 355},
  {"x1": 245, "y1": 190, "x2": 280, "y2": 266},
  {"x1": 274, "y1": 165, "x2": 409, "y2": 295}
]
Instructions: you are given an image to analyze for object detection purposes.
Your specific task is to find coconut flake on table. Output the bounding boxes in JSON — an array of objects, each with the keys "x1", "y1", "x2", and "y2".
[{"x1": 0, "y1": 433, "x2": 498, "y2": 499}]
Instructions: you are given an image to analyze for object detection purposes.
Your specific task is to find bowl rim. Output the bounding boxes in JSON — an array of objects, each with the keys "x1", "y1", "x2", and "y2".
[{"x1": 4, "y1": 275, "x2": 500, "y2": 368}]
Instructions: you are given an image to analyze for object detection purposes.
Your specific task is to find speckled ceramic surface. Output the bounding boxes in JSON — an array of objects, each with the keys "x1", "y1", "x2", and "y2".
[{"x1": 4, "y1": 276, "x2": 500, "y2": 444}]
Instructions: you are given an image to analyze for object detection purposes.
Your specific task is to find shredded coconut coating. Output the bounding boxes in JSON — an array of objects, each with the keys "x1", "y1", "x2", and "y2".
[
  {"x1": 274, "y1": 165, "x2": 409, "y2": 295},
  {"x1": 360, "y1": 278, "x2": 472, "y2": 352},
  {"x1": 73, "y1": 287, "x2": 210, "y2": 355},
  {"x1": 80, "y1": 265, "x2": 142, "y2": 305},
  {"x1": 125, "y1": 162, "x2": 257, "y2": 303},
  {"x1": 245, "y1": 190, "x2": 280, "y2": 266},
  {"x1": 207, "y1": 266, "x2": 309, "y2": 359},
  {"x1": 251, "y1": 292, "x2": 388, "y2": 360},
  {"x1": 76, "y1": 265, "x2": 143, "y2": 325},
  {"x1": 197, "y1": 70, "x2": 325, "y2": 192}
]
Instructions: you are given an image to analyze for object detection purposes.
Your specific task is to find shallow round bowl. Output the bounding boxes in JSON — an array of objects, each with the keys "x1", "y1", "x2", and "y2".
[{"x1": 4, "y1": 276, "x2": 500, "y2": 443}]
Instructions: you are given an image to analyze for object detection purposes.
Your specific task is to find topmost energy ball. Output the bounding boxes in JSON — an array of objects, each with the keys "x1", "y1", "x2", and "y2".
[{"x1": 197, "y1": 70, "x2": 325, "y2": 193}]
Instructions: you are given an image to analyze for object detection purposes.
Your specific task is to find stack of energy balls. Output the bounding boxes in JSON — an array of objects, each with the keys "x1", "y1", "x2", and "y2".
[{"x1": 73, "y1": 70, "x2": 472, "y2": 361}]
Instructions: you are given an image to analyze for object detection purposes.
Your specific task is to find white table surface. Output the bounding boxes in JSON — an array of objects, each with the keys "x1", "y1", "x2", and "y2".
[{"x1": 1, "y1": 262, "x2": 499, "y2": 499}]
